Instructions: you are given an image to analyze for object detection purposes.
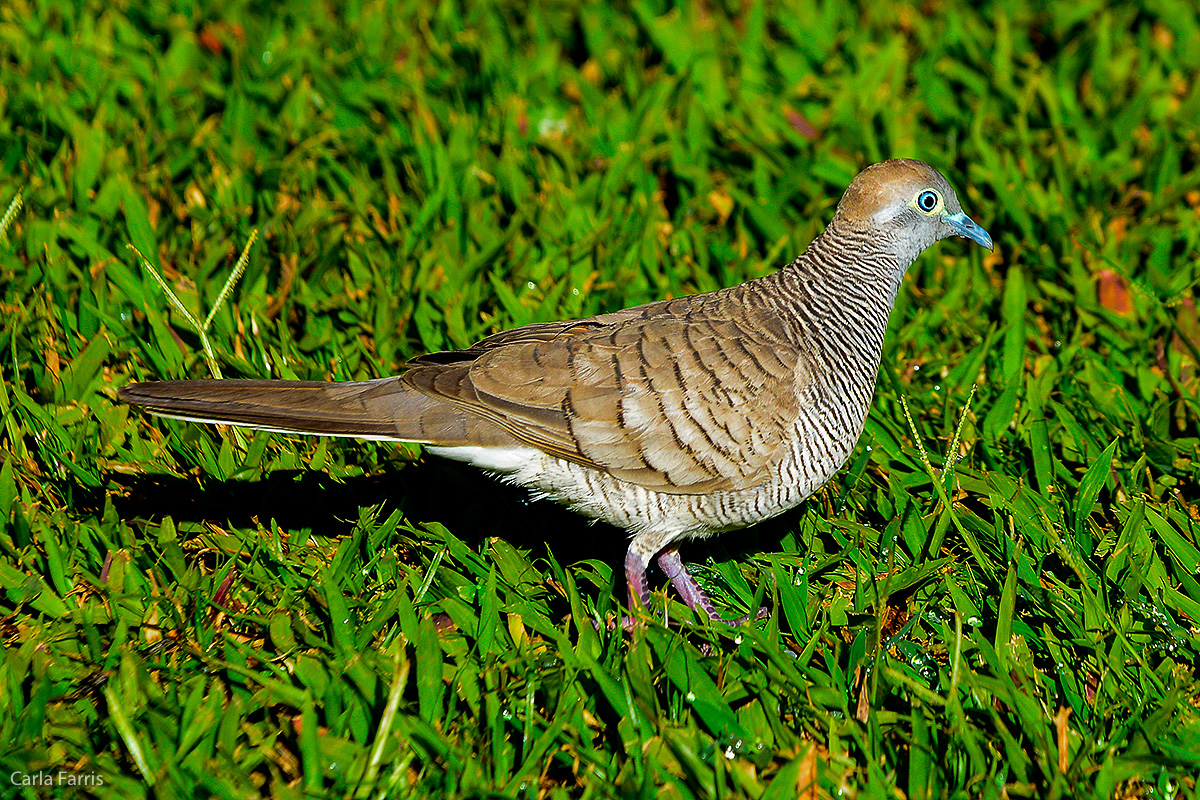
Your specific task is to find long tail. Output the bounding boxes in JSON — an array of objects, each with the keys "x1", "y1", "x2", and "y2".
[{"x1": 118, "y1": 378, "x2": 517, "y2": 447}]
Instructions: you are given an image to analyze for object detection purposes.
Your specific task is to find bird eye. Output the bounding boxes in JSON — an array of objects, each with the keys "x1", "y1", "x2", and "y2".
[{"x1": 915, "y1": 190, "x2": 942, "y2": 214}]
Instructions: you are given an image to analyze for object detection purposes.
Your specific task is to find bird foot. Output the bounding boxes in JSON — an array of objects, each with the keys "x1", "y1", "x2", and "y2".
[
  {"x1": 612, "y1": 547, "x2": 767, "y2": 629},
  {"x1": 657, "y1": 548, "x2": 769, "y2": 624}
]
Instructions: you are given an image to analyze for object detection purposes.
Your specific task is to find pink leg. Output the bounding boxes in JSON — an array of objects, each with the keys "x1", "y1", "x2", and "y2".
[
  {"x1": 625, "y1": 548, "x2": 653, "y2": 611},
  {"x1": 656, "y1": 548, "x2": 770, "y2": 625},
  {"x1": 656, "y1": 548, "x2": 722, "y2": 621}
]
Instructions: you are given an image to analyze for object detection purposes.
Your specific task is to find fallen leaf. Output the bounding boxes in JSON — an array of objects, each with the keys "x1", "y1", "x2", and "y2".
[{"x1": 1097, "y1": 270, "x2": 1132, "y2": 314}]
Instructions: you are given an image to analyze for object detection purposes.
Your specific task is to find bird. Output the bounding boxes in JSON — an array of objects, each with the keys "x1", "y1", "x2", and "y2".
[{"x1": 120, "y1": 159, "x2": 992, "y2": 625}]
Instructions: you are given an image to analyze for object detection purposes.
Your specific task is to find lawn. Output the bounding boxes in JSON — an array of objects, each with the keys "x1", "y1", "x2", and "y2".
[{"x1": 1, "y1": 0, "x2": 1199, "y2": 797}]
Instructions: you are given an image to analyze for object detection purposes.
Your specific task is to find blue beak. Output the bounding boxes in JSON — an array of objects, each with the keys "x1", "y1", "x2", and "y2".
[{"x1": 945, "y1": 212, "x2": 993, "y2": 251}]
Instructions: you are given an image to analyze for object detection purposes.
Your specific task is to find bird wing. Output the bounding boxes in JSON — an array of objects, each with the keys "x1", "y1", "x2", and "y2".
[{"x1": 401, "y1": 290, "x2": 807, "y2": 494}]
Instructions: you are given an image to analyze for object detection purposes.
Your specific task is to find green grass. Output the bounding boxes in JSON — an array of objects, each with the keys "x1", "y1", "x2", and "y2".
[{"x1": 2, "y1": 0, "x2": 1199, "y2": 797}]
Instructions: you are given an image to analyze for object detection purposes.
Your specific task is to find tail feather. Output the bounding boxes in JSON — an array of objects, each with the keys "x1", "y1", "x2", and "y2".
[{"x1": 118, "y1": 378, "x2": 521, "y2": 447}]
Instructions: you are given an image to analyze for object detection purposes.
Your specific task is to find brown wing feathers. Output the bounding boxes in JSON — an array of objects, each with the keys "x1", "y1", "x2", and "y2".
[{"x1": 121, "y1": 291, "x2": 804, "y2": 493}]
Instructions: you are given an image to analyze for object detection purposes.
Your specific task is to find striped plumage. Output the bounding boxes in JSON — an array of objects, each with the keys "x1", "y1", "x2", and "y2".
[{"x1": 120, "y1": 159, "x2": 993, "y2": 624}]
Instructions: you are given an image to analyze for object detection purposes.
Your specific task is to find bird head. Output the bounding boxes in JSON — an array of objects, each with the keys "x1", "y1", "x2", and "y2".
[{"x1": 832, "y1": 159, "x2": 993, "y2": 263}]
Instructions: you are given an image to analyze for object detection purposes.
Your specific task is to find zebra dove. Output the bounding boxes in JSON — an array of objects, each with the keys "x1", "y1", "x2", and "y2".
[{"x1": 120, "y1": 159, "x2": 992, "y2": 624}]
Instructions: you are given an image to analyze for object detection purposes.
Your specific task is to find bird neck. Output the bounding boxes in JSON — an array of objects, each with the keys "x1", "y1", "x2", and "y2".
[
  {"x1": 768, "y1": 220, "x2": 913, "y2": 371},
  {"x1": 791, "y1": 218, "x2": 910, "y2": 296}
]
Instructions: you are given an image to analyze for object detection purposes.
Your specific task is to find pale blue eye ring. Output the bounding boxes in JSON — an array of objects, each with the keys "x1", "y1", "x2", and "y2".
[{"x1": 917, "y1": 190, "x2": 939, "y2": 212}]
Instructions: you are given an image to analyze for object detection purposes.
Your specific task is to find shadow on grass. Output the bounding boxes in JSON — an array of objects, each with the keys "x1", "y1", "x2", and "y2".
[
  {"x1": 103, "y1": 460, "x2": 630, "y2": 565},
  {"x1": 102, "y1": 458, "x2": 787, "y2": 588}
]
